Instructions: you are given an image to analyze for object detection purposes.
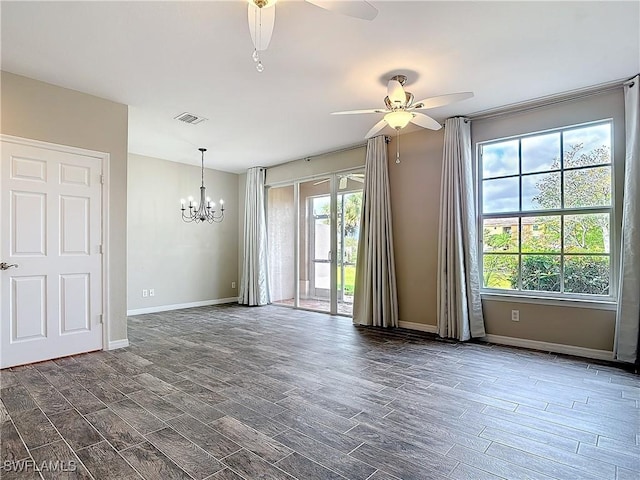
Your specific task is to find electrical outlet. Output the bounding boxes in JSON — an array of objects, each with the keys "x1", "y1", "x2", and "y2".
[
  {"x1": 511, "y1": 310, "x2": 520, "y2": 322},
  {"x1": 232, "y1": 281, "x2": 236, "y2": 289},
  {"x1": 149, "y1": 289, "x2": 155, "y2": 297},
  {"x1": 142, "y1": 289, "x2": 148, "y2": 298}
]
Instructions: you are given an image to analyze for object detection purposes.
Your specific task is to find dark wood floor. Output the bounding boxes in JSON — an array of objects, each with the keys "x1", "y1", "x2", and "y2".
[{"x1": 1, "y1": 304, "x2": 638, "y2": 480}]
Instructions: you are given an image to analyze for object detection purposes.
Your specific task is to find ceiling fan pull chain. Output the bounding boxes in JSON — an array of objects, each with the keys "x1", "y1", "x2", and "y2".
[
  {"x1": 250, "y1": 5, "x2": 264, "y2": 72},
  {"x1": 256, "y1": 8, "x2": 264, "y2": 72},
  {"x1": 396, "y1": 129, "x2": 401, "y2": 164}
]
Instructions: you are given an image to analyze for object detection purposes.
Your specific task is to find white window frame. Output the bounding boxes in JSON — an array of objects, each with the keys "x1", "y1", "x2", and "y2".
[{"x1": 477, "y1": 119, "x2": 616, "y2": 303}]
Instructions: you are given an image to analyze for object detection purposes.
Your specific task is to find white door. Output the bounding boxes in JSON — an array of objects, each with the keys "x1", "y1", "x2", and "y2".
[{"x1": 1, "y1": 139, "x2": 103, "y2": 368}]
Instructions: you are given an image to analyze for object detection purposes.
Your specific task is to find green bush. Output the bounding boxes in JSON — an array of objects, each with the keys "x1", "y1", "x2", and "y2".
[
  {"x1": 564, "y1": 257, "x2": 609, "y2": 295},
  {"x1": 517, "y1": 255, "x2": 560, "y2": 292},
  {"x1": 512, "y1": 255, "x2": 609, "y2": 295}
]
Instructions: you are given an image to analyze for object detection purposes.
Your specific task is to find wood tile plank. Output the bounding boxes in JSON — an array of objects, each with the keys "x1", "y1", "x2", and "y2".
[
  {"x1": 221, "y1": 449, "x2": 295, "y2": 480},
  {"x1": 1, "y1": 420, "x2": 29, "y2": 462},
  {"x1": 146, "y1": 426, "x2": 223, "y2": 479},
  {"x1": 276, "y1": 451, "x2": 346, "y2": 479},
  {"x1": 274, "y1": 428, "x2": 376, "y2": 480},
  {"x1": 58, "y1": 386, "x2": 107, "y2": 415},
  {"x1": 48, "y1": 409, "x2": 104, "y2": 450},
  {"x1": 349, "y1": 442, "x2": 449, "y2": 480},
  {"x1": 166, "y1": 414, "x2": 241, "y2": 459},
  {"x1": 272, "y1": 409, "x2": 362, "y2": 453},
  {"x1": 0, "y1": 385, "x2": 37, "y2": 413},
  {"x1": 120, "y1": 441, "x2": 192, "y2": 480},
  {"x1": 207, "y1": 469, "x2": 246, "y2": 480},
  {"x1": 76, "y1": 441, "x2": 142, "y2": 479},
  {"x1": 209, "y1": 416, "x2": 292, "y2": 464},
  {"x1": 485, "y1": 441, "x2": 614, "y2": 480},
  {"x1": 108, "y1": 398, "x2": 166, "y2": 435},
  {"x1": 85, "y1": 407, "x2": 145, "y2": 451},
  {"x1": 447, "y1": 444, "x2": 557, "y2": 480},
  {"x1": 127, "y1": 390, "x2": 184, "y2": 421},
  {"x1": 30, "y1": 440, "x2": 92, "y2": 479},
  {"x1": 162, "y1": 391, "x2": 225, "y2": 423},
  {"x1": 10, "y1": 407, "x2": 61, "y2": 449},
  {"x1": 578, "y1": 443, "x2": 640, "y2": 472}
]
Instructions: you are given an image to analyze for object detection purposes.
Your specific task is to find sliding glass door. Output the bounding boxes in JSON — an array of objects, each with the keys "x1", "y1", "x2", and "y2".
[
  {"x1": 267, "y1": 169, "x2": 364, "y2": 316},
  {"x1": 299, "y1": 178, "x2": 332, "y2": 312},
  {"x1": 336, "y1": 172, "x2": 364, "y2": 315}
]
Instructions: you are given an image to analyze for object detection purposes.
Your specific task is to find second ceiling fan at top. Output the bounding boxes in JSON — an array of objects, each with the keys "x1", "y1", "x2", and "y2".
[{"x1": 248, "y1": 0, "x2": 378, "y2": 71}]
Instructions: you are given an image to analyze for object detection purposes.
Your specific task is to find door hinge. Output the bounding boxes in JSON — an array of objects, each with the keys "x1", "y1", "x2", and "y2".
[
  {"x1": 99, "y1": 244, "x2": 103, "y2": 254},
  {"x1": 100, "y1": 174, "x2": 105, "y2": 184},
  {"x1": 98, "y1": 314, "x2": 104, "y2": 324}
]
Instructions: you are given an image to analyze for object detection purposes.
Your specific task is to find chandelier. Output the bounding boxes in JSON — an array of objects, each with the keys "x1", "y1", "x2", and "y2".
[{"x1": 180, "y1": 148, "x2": 224, "y2": 223}]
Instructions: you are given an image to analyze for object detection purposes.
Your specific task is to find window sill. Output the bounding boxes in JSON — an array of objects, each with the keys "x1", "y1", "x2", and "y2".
[{"x1": 480, "y1": 292, "x2": 617, "y2": 311}]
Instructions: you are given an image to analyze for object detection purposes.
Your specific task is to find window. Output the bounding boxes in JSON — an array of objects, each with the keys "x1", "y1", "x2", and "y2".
[{"x1": 479, "y1": 121, "x2": 613, "y2": 298}]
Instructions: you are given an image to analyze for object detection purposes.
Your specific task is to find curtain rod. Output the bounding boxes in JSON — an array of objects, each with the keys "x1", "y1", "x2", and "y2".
[
  {"x1": 269, "y1": 142, "x2": 366, "y2": 170},
  {"x1": 467, "y1": 77, "x2": 631, "y2": 122}
]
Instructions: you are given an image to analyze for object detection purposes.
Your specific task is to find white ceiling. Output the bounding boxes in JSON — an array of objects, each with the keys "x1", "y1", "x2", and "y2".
[{"x1": 1, "y1": 1, "x2": 638, "y2": 173}]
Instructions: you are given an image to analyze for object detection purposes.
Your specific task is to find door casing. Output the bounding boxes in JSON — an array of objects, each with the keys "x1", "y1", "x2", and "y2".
[{"x1": 0, "y1": 135, "x2": 111, "y2": 367}]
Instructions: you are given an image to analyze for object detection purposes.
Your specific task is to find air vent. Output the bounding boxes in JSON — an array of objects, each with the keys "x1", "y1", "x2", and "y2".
[{"x1": 174, "y1": 112, "x2": 207, "y2": 125}]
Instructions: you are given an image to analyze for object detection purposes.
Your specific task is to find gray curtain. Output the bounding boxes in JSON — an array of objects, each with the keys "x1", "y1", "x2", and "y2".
[
  {"x1": 614, "y1": 75, "x2": 640, "y2": 363},
  {"x1": 437, "y1": 117, "x2": 485, "y2": 341},
  {"x1": 353, "y1": 136, "x2": 399, "y2": 328},
  {"x1": 239, "y1": 167, "x2": 271, "y2": 306}
]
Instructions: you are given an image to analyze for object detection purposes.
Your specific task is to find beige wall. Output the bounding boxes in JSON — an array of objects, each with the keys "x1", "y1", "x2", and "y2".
[
  {"x1": 0, "y1": 71, "x2": 129, "y2": 344},
  {"x1": 483, "y1": 301, "x2": 614, "y2": 351},
  {"x1": 388, "y1": 129, "x2": 445, "y2": 327},
  {"x1": 266, "y1": 146, "x2": 366, "y2": 185},
  {"x1": 127, "y1": 154, "x2": 239, "y2": 310}
]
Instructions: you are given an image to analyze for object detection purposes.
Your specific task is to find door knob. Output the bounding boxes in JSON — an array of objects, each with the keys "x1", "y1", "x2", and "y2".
[{"x1": 0, "y1": 262, "x2": 18, "y2": 270}]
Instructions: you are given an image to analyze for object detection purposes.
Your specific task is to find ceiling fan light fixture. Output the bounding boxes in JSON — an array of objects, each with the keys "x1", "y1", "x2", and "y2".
[
  {"x1": 385, "y1": 110, "x2": 413, "y2": 130},
  {"x1": 250, "y1": 0, "x2": 276, "y2": 8}
]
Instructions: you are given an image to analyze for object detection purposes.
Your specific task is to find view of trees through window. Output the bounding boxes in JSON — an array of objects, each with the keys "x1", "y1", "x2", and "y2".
[
  {"x1": 480, "y1": 122, "x2": 613, "y2": 296},
  {"x1": 317, "y1": 191, "x2": 362, "y2": 296}
]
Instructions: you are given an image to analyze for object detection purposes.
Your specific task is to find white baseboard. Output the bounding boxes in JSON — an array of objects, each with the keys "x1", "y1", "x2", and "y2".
[
  {"x1": 482, "y1": 334, "x2": 614, "y2": 361},
  {"x1": 127, "y1": 297, "x2": 237, "y2": 316},
  {"x1": 398, "y1": 321, "x2": 438, "y2": 334},
  {"x1": 107, "y1": 339, "x2": 129, "y2": 350}
]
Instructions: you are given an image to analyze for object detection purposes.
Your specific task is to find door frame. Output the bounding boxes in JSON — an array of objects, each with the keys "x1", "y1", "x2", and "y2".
[{"x1": 1, "y1": 134, "x2": 111, "y2": 353}]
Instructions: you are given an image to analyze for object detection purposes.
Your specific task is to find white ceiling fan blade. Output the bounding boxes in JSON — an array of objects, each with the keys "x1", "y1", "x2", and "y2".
[
  {"x1": 365, "y1": 119, "x2": 388, "y2": 138},
  {"x1": 248, "y1": 3, "x2": 276, "y2": 51},
  {"x1": 331, "y1": 108, "x2": 388, "y2": 115},
  {"x1": 349, "y1": 176, "x2": 365, "y2": 184},
  {"x1": 412, "y1": 92, "x2": 474, "y2": 110},
  {"x1": 305, "y1": 0, "x2": 378, "y2": 20},
  {"x1": 411, "y1": 112, "x2": 442, "y2": 131},
  {"x1": 313, "y1": 178, "x2": 330, "y2": 186},
  {"x1": 387, "y1": 79, "x2": 406, "y2": 106}
]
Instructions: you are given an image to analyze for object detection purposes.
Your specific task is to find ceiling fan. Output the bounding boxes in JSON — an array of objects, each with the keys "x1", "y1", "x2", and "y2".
[
  {"x1": 248, "y1": 0, "x2": 378, "y2": 72},
  {"x1": 332, "y1": 74, "x2": 473, "y2": 162}
]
